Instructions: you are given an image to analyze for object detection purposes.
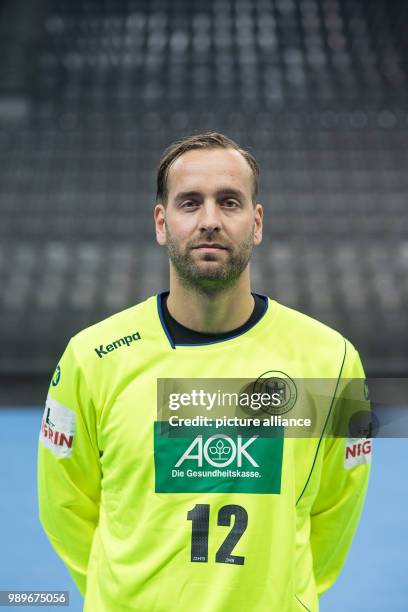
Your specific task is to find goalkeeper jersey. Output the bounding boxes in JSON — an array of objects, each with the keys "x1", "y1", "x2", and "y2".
[{"x1": 37, "y1": 293, "x2": 371, "y2": 612}]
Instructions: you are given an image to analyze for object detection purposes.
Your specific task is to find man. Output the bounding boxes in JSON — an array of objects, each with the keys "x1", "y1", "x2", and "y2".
[{"x1": 38, "y1": 132, "x2": 371, "y2": 611}]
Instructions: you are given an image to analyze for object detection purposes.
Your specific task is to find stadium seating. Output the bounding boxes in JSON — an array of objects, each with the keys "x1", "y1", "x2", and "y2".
[{"x1": 0, "y1": 0, "x2": 406, "y2": 380}]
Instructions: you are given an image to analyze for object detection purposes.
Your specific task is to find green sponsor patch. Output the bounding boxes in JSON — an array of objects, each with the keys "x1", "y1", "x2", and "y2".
[{"x1": 154, "y1": 422, "x2": 284, "y2": 494}]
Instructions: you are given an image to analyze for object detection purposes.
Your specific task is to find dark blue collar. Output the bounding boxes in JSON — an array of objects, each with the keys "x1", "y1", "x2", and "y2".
[{"x1": 157, "y1": 291, "x2": 268, "y2": 348}]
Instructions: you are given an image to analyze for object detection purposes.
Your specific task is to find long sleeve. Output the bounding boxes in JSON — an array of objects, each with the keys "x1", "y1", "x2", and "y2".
[
  {"x1": 310, "y1": 341, "x2": 372, "y2": 596},
  {"x1": 37, "y1": 339, "x2": 101, "y2": 596}
]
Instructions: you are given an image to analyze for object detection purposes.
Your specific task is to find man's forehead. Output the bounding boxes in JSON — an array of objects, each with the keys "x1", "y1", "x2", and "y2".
[{"x1": 167, "y1": 148, "x2": 253, "y2": 196}]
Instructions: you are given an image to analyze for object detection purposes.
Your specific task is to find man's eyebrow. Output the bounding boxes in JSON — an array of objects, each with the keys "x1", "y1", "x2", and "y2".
[
  {"x1": 216, "y1": 188, "x2": 246, "y2": 200},
  {"x1": 174, "y1": 191, "x2": 202, "y2": 202},
  {"x1": 174, "y1": 188, "x2": 246, "y2": 202}
]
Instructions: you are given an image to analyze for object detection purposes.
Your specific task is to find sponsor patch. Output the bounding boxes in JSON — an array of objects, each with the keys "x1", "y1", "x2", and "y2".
[
  {"x1": 39, "y1": 394, "x2": 76, "y2": 458},
  {"x1": 154, "y1": 422, "x2": 284, "y2": 494},
  {"x1": 344, "y1": 437, "x2": 372, "y2": 470}
]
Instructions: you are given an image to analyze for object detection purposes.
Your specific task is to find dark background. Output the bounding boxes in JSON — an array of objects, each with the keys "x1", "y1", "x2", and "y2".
[{"x1": 0, "y1": 0, "x2": 406, "y2": 404}]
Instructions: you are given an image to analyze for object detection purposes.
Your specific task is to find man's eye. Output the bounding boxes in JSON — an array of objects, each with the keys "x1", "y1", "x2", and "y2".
[
  {"x1": 223, "y1": 199, "x2": 239, "y2": 208},
  {"x1": 182, "y1": 201, "x2": 199, "y2": 208}
]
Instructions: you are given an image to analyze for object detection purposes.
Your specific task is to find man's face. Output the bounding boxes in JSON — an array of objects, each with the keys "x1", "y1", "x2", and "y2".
[{"x1": 155, "y1": 148, "x2": 263, "y2": 291}]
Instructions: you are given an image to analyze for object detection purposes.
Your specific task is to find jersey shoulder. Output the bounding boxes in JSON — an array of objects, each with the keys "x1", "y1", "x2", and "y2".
[
  {"x1": 272, "y1": 299, "x2": 358, "y2": 360},
  {"x1": 69, "y1": 294, "x2": 158, "y2": 361}
]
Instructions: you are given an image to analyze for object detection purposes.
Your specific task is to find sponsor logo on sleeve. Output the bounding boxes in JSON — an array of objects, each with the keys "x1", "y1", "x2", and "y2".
[
  {"x1": 51, "y1": 364, "x2": 61, "y2": 387},
  {"x1": 344, "y1": 437, "x2": 372, "y2": 470},
  {"x1": 363, "y1": 378, "x2": 370, "y2": 400},
  {"x1": 39, "y1": 394, "x2": 76, "y2": 458},
  {"x1": 94, "y1": 331, "x2": 141, "y2": 358}
]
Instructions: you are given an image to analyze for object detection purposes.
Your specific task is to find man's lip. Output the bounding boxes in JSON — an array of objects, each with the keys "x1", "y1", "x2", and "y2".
[{"x1": 192, "y1": 244, "x2": 228, "y2": 250}]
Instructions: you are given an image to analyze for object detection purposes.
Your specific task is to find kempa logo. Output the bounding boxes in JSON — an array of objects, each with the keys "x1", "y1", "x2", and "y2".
[
  {"x1": 175, "y1": 434, "x2": 259, "y2": 468},
  {"x1": 95, "y1": 331, "x2": 141, "y2": 358}
]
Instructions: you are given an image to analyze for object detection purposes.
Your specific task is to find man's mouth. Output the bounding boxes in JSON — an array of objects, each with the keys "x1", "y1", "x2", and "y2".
[{"x1": 192, "y1": 243, "x2": 228, "y2": 251}]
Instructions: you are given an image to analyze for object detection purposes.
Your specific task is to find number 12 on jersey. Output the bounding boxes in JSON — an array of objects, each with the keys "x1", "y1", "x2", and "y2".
[{"x1": 187, "y1": 503, "x2": 248, "y2": 565}]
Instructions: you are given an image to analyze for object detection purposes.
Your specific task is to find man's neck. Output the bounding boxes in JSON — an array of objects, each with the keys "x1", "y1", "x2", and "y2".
[{"x1": 166, "y1": 271, "x2": 254, "y2": 334}]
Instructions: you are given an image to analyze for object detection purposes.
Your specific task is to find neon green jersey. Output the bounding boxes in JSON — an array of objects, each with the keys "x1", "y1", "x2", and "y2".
[{"x1": 37, "y1": 295, "x2": 371, "y2": 612}]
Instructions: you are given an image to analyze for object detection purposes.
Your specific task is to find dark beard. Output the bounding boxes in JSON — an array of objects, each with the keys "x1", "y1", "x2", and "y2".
[{"x1": 166, "y1": 231, "x2": 254, "y2": 293}]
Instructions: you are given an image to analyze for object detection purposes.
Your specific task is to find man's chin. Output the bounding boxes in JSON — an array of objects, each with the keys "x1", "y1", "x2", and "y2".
[
  {"x1": 191, "y1": 250, "x2": 229, "y2": 263},
  {"x1": 174, "y1": 263, "x2": 230, "y2": 287},
  {"x1": 191, "y1": 266, "x2": 228, "y2": 282}
]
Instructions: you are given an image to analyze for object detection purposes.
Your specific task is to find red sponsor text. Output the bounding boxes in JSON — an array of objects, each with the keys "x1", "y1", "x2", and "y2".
[
  {"x1": 345, "y1": 439, "x2": 371, "y2": 459},
  {"x1": 41, "y1": 419, "x2": 73, "y2": 448}
]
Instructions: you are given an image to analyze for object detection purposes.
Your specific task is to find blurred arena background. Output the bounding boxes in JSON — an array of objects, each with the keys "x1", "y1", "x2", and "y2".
[{"x1": 0, "y1": 0, "x2": 406, "y2": 610}]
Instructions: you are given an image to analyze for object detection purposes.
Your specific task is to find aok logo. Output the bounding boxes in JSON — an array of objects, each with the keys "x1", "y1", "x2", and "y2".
[{"x1": 175, "y1": 434, "x2": 259, "y2": 468}]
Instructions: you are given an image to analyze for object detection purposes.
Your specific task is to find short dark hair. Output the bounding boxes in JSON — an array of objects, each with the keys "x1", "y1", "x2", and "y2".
[{"x1": 156, "y1": 131, "x2": 259, "y2": 206}]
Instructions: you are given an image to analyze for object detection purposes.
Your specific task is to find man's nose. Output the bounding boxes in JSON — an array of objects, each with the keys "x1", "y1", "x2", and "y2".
[{"x1": 198, "y1": 200, "x2": 221, "y2": 232}]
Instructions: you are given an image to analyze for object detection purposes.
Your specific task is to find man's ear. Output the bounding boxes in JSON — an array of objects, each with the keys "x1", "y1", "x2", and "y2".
[
  {"x1": 154, "y1": 203, "x2": 167, "y2": 246},
  {"x1": 254, "y1": 203, "x2": 263, "y2": 246}
]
